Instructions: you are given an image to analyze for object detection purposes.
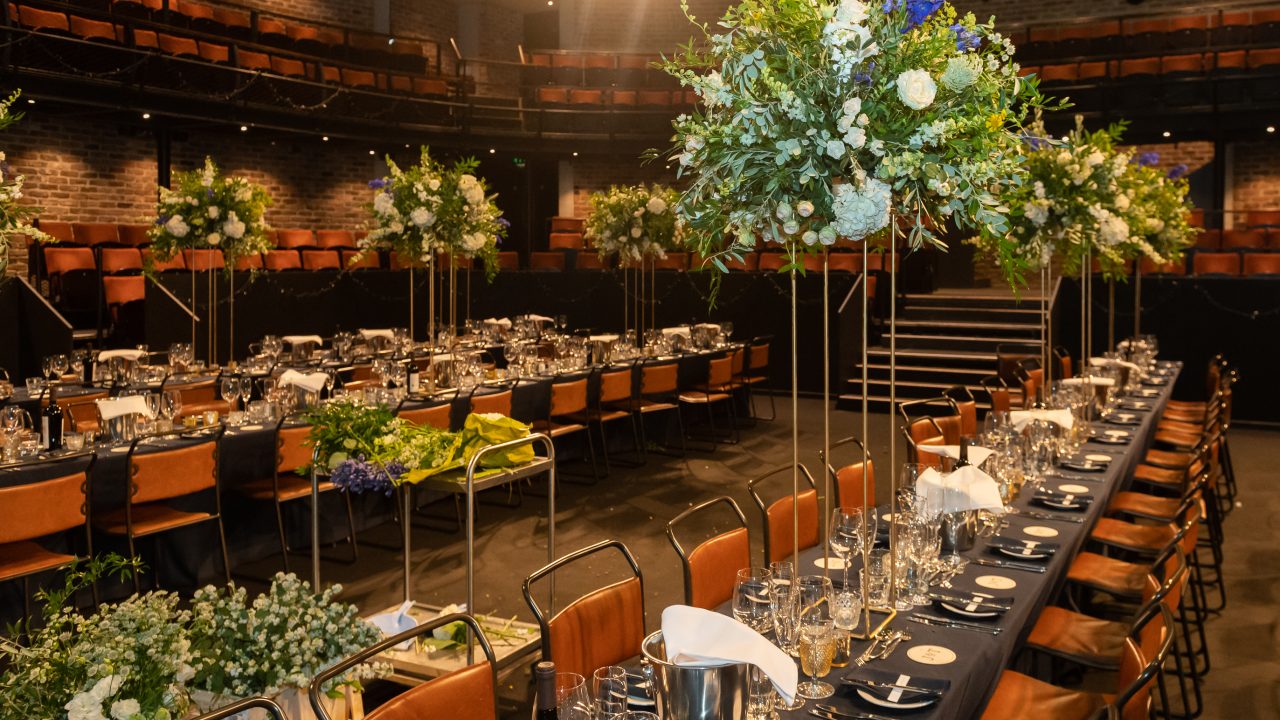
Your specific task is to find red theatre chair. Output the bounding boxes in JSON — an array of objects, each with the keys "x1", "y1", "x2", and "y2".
[{"x1": 1192, "y1": 252, "x2": 1241, "y2": 276}]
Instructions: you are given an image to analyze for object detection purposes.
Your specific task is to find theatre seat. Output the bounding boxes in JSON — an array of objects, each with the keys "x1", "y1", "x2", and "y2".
[
  {"x1": 1242, "y1": 253, "x2": 1280, "y2": 276},
  {"x1": 265, "y1": 249, "x2": 302, "y2": 270},
  {"x1": 302, "y1": 250, "x2": 341, "y2": 270},
  {"x1": 1192, "y1": 252, "x2": 1241, "y2": 276}
]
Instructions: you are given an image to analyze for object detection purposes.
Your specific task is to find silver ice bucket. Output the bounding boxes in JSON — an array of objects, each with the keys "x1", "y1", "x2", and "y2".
[
  {"x1": 641, "y1": 630, "x2": 748, "y2": 720},
  {"x1": 940, "y1": 509, "x2": 978, "y2": 552}
]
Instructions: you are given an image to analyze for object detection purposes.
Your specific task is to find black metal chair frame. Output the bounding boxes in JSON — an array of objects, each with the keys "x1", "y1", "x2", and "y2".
[
  {"x1": 746, "y1": 463, "x2": 818, "y2": 567},
  {"x1": 666, "y1": 495, "x2": 750, "y2": 607}
]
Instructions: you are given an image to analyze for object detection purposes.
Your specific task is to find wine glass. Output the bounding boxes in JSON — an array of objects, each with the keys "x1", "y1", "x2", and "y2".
[
  {"x1": 238, "y1": 376, "x2": 254, "y2": 409},
  {"x1": 42, "y1": 356, "x2": 54, "y2": 382},
  {"x1": 591, "y1": 666, "x2": 628, "y2": 720},
  {"x1": 220, "y1": 377, "x2": 239, "y2": 411},
  {"x1": 829, "y1": 508, "x2": 862, "y2": 589},
  {"x1": 552, "y1": 673, "x2": 591, "y2": 720},
  {"x1": 162, "y1": 389, "x2": 183, "y2": 422},
  {"x1": 733, "y1": 567, "x2": 773, "y2": 633},
  {"x1": 795, "y1": 575, "x2": 835, "y2": 700}
]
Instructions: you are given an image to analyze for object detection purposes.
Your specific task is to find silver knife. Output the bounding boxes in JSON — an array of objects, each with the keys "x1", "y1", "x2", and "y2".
[
  {"x1": 908, "y1": 615, "x2": 1002, "y2": 635},
  {"x1": 974, "y1": 557, "x2": 1047, "y2": 573},
  {"x1": 927, "y1": 593, "x2": 1010, "y2": 611},
  {"x1": 1011, "y1": 508, "x2": 1085, "y2": 524}
]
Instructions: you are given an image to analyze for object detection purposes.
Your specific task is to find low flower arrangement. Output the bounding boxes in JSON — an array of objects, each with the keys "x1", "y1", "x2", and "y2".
[
  {"x1": 0, "y1": 558, "x2": 381, "y2": 720},
  {"x1": 305, "y1": 399, "x2": 533, "y2": 495},
  {"x1": 360, "y1": 147, "x2": 508, "y2": 278},
  {"x1": 970, "y1": 116, "x2": 1194, "y2": 285},
  {"x1": 584, "y1": 184, "x2": 684, "y2": 265},
  {"x1": 0, "y1": 89, "x2": 50, "y2": 276},
  {"x1": 660, "y1": 0, "x2": 1055, "y2": 273},
  {"x1": 147, "y1": 157, "x2": 273, "y2": 271}
]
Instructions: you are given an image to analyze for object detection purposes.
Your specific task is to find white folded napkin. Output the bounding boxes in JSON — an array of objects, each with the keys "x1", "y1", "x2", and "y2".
[
  {"x1": 1090, "y1": 357, "x2": 1141, "y2": 372},
  {"x1": 278, "y1": 369, "x2": 328, "y2": 393},
  {"x1": 283, "y1": 335, "x2": 323, "y2": 346},
  {"x1": 661, "y1": 327, "x2": 691, "y2": 339},
  {"x1": 96, "y1": 395, "x2": 155, "y2": 420},
  {"x1": 98, "y1": 349, "x2": 145, "y2": 362},
  {"x1": 359, "y1": 329, "x2": 395, "y2": 341},
  {"x1": 483, "y1": 317, "x2": 513, "y2": 329},
  {"x1": 526, "y1": 314, "x2": 554, "y2": 324},
  {"x1": 1009, "y1": 408, "x2": 1075, "y2": 431},
  {"x1": 661, "y1": 605, "x2": 797, "y2": 706},
  {"x1": 916, "y1": 444, "x2": 996, "y2": 467},
  {"x1": 916, "y1": 465, "x2": 1005, "y2": 514},
  {"x1": 588, "y1": 334, "x2": 620, "y2": 343},
  {"x1": 1061, "y1": 376, "x2": 1116, "y2": 388}
]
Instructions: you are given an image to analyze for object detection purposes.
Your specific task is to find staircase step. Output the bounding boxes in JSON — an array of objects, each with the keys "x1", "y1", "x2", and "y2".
[
  {"x1": 893, "y1": 333, "x2": 1035, "y2": 352},
  {"x1": 901, "y1": 293, "x2": 1046, "y2": 309},
  {"x1": 856, "y1": 364, "x2": 991, "y2": 383},
  {"x1": 900, "y1": 305, "x2": 1046, "y2": 324}
]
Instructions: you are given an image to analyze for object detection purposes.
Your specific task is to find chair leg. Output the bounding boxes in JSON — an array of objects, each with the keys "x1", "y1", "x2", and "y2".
[
  {"x1": 275, "y1": 497, "x2": 291, "y2": 574},
  {"x1": 216, "y1": 516, "x2": 232, "y2": 585},
  {"x1": 585, "y1": 426, "x2": 600, "y2": 481},
  {"x1": 343, "y1": 493, "x2": 360, "y2": 562},
  {"x1": 596, "y1": 421, "x2": 612, "y2": 477}
]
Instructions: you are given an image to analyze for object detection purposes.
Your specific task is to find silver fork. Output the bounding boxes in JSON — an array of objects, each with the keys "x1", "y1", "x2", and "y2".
[
  {"x1": 854, "y1": 632, "x2": 893, "y2": 666},
  {"x1": 876, "y1": 630, "x2": 910, "y2": 660}
]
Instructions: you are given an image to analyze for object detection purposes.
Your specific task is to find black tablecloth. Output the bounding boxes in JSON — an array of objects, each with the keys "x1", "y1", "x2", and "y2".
[{"x1": 756, "y1": 366, "x2": 1180, "y2": 719}]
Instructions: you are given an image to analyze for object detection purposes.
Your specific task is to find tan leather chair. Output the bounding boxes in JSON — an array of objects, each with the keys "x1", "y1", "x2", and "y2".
[
  {"x1": 679, "y1": 356, "x2": 739, "y2": 447},
  {"x1": 743, "y1": 336, "x2": 775, "y2": 420},
  {"x1": 901, "y1": 417, "x2": 946, "y2": 469},
  {"x1": 747, "y1": 464, "x2": 819, "y2": 566},
  {"x1": 942, "y1": 385, "x2": 978, "y2": 437},
  {"x1": 310, "y1": 613, "x2": 497, "y2": 720},
  {"x1": 534, "y1": 377, "x2": 599, "y2": 480},
  {"x1": 94, "y1": 433, "x2": 229, "y2": 591},
  {"x1": 0, "y1": 456, "x2": 95, "y2": 619},
  {"x1": 981, "y1": 375, "x2": 1012, "y2": 415},
  {"x1": 236, "y1": 417, "x2": 357, "y2": 573},
  {"x1": 397, "y1": 401, "x2": 452, "y2": 430},
  {"x1": 469, "y1": 389, "x2": 512, "y2": 417},
  {"x1": 523, "y1": 540, "x2": 646, "y2": 679},
  {"x1": 667, "y1": 496, "x2": 751, "y2": 610},
  {"x1": 584, "y1": 365, "x2": 641, "y2": 473},
  {"x1": 827, "y1": 435, "x2": 875, "y2": 510}
]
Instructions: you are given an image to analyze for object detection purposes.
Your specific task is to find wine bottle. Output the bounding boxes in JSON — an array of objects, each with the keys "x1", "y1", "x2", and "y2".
[
  {"x1": 407, "y1": 361, "x2": 421, "y2": 394},
  {"x1": 535, "y1": 660, "x2": 558, "y2": 720},
  {"x1": 42, "y1": 385, "x2": 64, "y2": 451},
  {"x1": 955, "y1": 440, "x2": 970, "y2": 469}
]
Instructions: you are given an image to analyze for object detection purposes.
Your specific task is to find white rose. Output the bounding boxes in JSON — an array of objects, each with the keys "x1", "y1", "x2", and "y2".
[
  {"x1": 684, "y1": 135, "x2": 705, "y2": 154},
  {"x1": 824, "y1": 139, "x2": 846, "y2": 159},
  {"x1": 1114, "y1": 194, "x2": 1130, "y2": 211},
  {"x1": 206, "y1": 206, "x2": 220, "y2": 220},
  {"x1": 646, "y1": 197, "x2": 668, "y2": 215},
  {"x1": 222, "y1": 215, "x2": 245, "y2": 240},
  {"x1": 796, "y1": 201, "x2": 815, "y2": 218},
  {"x1": 372, "y1": 192, "x2": 395, "y2": 216},
  {"x1": 783, "y1": 220, "x2": 800, "y2": 235},
  {"x1": 164, "y1": 215, "x2": 189, "y2": 238},
  {"x1": 206, "y1": 232, "x2": 222, "y2": 246},
  {"x1": 65, "y1": 692, "x2": 105, "y2": 720},
  {"x1": 428, "y1": 178, "x2": 441, "y2": 191},
  {"x1": 841, "y1": 97, "x2": 862, "y2": 117},
  {"x1": 776, "y1": 203, "x2": 793, "y2": 221},
  {"x1": 896, "y1": 69, "x2": 937, "y2": 110},
  {"x1": 818, "y1": 226, "x2": 838, "y2": 245},
  {"x1": 802, "y1": 230, "x2": 819, "y2": 245},
  {"x1": 458, "y1": 174, "x2": 478, "y2": 190},
  {"x1": 844, "y1": 127, "x2": 867, "y2": 150},
  {"x1": 630, "y1": 227, "x2": 642, "y2": 238},
  {"x1": 465, "y1": 186, "x2": 485, "y2": 206},
  {"x1": 110, "y1": 699, "x2": 140, "y2": 720}
]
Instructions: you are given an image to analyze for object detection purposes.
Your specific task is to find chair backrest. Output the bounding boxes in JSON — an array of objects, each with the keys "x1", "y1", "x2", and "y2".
[
  {"x1": 101, "y1": 248, "x2": 144, "y2": 274},
  {"x1": 117, "y1": 224, "x2": 151, "y2": 246},
  {"x1": 183, "y1": 249, "x2": 225, "y2": 271},
  {"x1": 44, "y1": 247, "x2": 96, "y2": 275},
  {"x1": 706, "y1": 357, "x2": 733, "y2": 387},
  {"x1": 522, "y1": 540, "x2": 646, "y2": 680},
  {"x1": 128, "y1": 436, "x2": 219, "y2": 504},
  {"x1": 311, "y1": 613, "x2": 497, "y2": 720},
  {"x1": 0, "y1": 467, "x2": 89, "y2": 545},
  {"x1": 828, "y1": 436, "x2": 875, "y2": 509},
  {"x1": 302, "y1": 250, "x2": 341, "y2": 270},
  {"x1": 192, "y1": 697, "x2": 287, "y2": 720},
  {"x1": 903, "y1": 417, "x2": 945, "y2": 468},
  {"x1": 598, "y1": 368, "x2": 633, "y2": 405},
  {"x1": 748, "y1": 338, "x2": 771, "y2": 371},
  {"x1": 315, "y1": 230, "x2": 355, "y2": 249},
  {"x1": 470, "y1": 389, "x2": 512, "y2": 416},
  {"x1": 276, "y1": 229, "x2": 316, "y2": 249},
  {"x1": 549, "y1": 378, "x2": 589, "y2": 417},
  {"x1": 758, "y1": 252, "x2": 787, "y2": 271},
  {"x1": 980, "y1": 375, "x2": 1011, "y2": 414},
  {"x1": 276, "y1": 421, "x2": 314, "y2": 475},
  {"x1": 398, "y1": 403, "x2": 452, "y2": 430},
  {"x1": 640, "y1": 362, "x2": 678, "y2": 395},
  {"x1": 747, "y1": 464, "x2": 820, "y2": 566},
  {"x1": 265, "y1": 250, "x2": 302, "y2": 270},
  {"x1": 1113, "y1": 629, "x2": 1162, "y2": 720},
  {"x1": 1192, "y1": 252, "x2": 1240, "y2": 276},
  {"x1": 1053, "y1": 346, "x2": 1073, "y2": 379},
  {"x1": 529, "y1": 251, "x2": 566, "y2": 271},
  {"x1": 103, "y1": 276, "x2": 146, "y2": 308},
  {"x1": 942, "y1": 386, "x2": 978, "y2": 436},
  {"x1": 667, "y1": 496, "x2": 751, "y2": 609}
]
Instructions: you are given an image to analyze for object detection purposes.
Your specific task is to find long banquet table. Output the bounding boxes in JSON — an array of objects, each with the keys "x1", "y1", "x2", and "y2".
[
  {"x1": 761, "y1": 363, "x2": 1181, "y2": 719},
  {"x1": 0, "y1": 346, "x2": 734, "y2": 616}
]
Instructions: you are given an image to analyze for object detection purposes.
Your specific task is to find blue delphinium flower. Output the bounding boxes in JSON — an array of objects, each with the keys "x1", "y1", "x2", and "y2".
[
  {"x1": 950, "y1": 24, "x2": 981, "y2": 51},
  {"x1": 1021, "y1": 134, "x2": 1048, "y2": 151},
  {"x1": 331, "y1": 456, "x2": 398, "y2": 496},
  {"x1": 368, "y1": 178, "x2": 389, "y2": 190},
  {"x1": 1167, "y1": 163, "x2": 1189, "y2": 179},
  {"x1": 1135, "y1": 151, "x2": 1160, "y2": 167},
  {"x1": 882, "y1": 0, "x2": 901, "y2": 13},
  {"x1": 904, "y1": 0, "x2": 943, "y2": 29},
  {"x1": 497, "y1": 217, "x2": 511, "y2": 229}
]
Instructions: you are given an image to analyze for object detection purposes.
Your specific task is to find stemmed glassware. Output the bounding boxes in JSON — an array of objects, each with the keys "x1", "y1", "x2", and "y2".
[
  {"x1": 161, "y1": 389, "x2": 183, "y2": 424},
  {"x1": 238, "y1": 376, "x2": 254, "y2": 411},
  {"x1": 591, "y1": 666, "x2": 628, "y2": 720},
  {"x1": 828, "y1": 508, "x2": 864, "y2": 629},
  {"x1": 220, "y1": 376, "x2": 240, "y2": 412},
  {"x1": 732, "y1": 567, "x2": 774, "y2": 634},
  {"x1": 795, "y1": 575, "x2": 836, "y2": 700},
  {"x1": 552, "y1": 672, "x2": 592, "y2": 720}
]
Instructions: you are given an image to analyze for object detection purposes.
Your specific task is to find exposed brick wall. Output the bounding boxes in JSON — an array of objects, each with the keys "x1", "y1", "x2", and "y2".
[
  {"x1": 569, "y1": 156, "x2": 679, "y2": 218},
  {"x1": 1123, "y1": 141, "x2": 1215, "y2": 177},
  {"x1": 237, "y1": 0, "x2": 374, "y2": 32},
  {"x1": 390, "y1": 0, "x2": 460, "y2": 73},
  {"x1": 1233, "y1": 140, "x2": 1280, "y2": 214},
  {"x1": 950, "y1": 0, "x2": 1214, "y2": 29},
  {"x1": 1, "y1": 112, "x2": 383, "y2": 276}
]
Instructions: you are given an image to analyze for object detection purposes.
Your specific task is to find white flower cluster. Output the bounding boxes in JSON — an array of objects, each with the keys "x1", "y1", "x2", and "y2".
[
  {"x1": 832, "y1": 178, "x2": 892, "y2": 241},
  {"x1": 585, "y1": 185, "x2": 682, "y2": 265},
  {"x1": 149, "y1": 157, "x2": 271, "y2": 266},
  {"x1": 823, "y1": 0, "x2": 879, "y2": 81}
]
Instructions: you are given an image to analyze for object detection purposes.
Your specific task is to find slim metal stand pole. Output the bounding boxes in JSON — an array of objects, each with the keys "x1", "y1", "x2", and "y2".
[
  {"x1": 1134, "y1": 264, "x2": 1143, "y2": 339},
  {"x1": 791, "y1": 257, "x2": 800, "y2": 575}
]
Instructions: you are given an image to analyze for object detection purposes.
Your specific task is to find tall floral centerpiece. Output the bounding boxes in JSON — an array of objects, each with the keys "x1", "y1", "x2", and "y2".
[
  {"x1": 584, "y1": 184, "x2": 683, "y2": 342},
  {"x1": 0, "y1": 90, "x2": 49, "y2": 278},
  {"x1": 660, "y1": 0, "x2": 1049, "y2": 628},
  {"x1": 360, "y1": 147, "x2": 508, "y2": 341},
  {"x1": 148, "y1": 157, "x2": 273, "y2": 269},
  {"x1": 1119, "y1": 151, "x2": 1194, "y2": 271},
  {"x1": 662, "y1": 0, "x2": 1050, "y2": 269},
  {"x1": 148, "y1": 156, "x2": 272, "y2": 363}
]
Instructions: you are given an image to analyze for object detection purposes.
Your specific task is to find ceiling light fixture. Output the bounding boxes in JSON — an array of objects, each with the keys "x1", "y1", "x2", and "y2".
[
  {"x1": 240, "y1": 125, "x2": 248, "y2": 132},
  {"x1": 322, "y1": 135, "x2": 330, "y2": 141},
  {"x1": 142, "y1": 112, "x2": 151, "y2": 120},
  {"x1": 572, "y1": 151, "x2": 579, "y2": 157},
  {"x1": 1268, "y1": 125, "x2": 1276, "y2": 134},
  {"x1": 369, "y1": 150, "x2": 376, "y2": 155},
  {"x1": 489, "y1": 148, "x2": 496, "y2": 154},
  {"x1": 1162, "y1": 130, "x2": 1171, "y2": 138},
  {"x1": 26, "y1": 98, "x2": 34, "y2": 105}
]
